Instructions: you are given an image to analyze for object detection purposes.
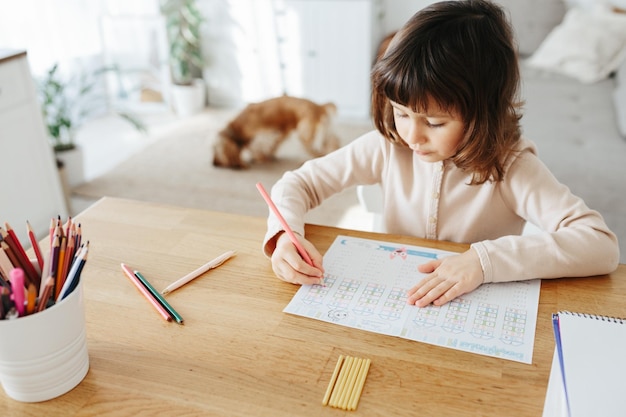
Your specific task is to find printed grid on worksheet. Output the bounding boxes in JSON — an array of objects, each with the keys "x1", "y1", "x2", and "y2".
[{"x1": 283, "y1": 236, "x2": 540, "y2": 364}]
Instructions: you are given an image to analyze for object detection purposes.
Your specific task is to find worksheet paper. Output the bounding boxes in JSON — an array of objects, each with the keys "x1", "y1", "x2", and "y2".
[{"x1": 284, "y1": 235, "x2": 540, "y2": 364}]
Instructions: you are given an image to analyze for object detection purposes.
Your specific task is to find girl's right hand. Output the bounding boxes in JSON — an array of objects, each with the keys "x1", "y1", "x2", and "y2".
[{"x1": 270, "y1": 232, "x2": 325, "y2": 285}]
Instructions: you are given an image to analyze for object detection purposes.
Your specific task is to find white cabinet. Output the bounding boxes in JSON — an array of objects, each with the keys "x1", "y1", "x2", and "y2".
[
  {"x1": 276, "y1": 0, "x2": 380, "y2": 120},
  {"x1": 0, "y1": 50, "x2": 68, "y2": 244},
  {"x1": 202, "y1": 0, "x2": 380, "y2": 121}
]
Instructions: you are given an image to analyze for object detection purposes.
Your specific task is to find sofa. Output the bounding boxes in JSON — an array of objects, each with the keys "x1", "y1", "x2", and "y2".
[
  {"x1": 522, "y1": 4, "x2": 626, "y2": 136},
  {"x1": 519, "y1": 3, "x2": 625, "y2": 263}
]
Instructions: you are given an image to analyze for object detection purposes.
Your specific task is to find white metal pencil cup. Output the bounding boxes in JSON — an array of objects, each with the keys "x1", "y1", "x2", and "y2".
[{"x1": 0, "y1": 281, "x2": 89, "y2": 402}]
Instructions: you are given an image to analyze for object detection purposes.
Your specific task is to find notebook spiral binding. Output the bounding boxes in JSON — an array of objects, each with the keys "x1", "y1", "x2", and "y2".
[{"x1": 560, "y1": 310, "x2": 625, "y2": 324}]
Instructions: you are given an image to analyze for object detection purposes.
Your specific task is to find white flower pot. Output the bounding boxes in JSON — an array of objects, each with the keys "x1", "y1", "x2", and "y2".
[
  {"x1": 171, "y1": 79, "x2": 206, "y2": 117},
  {"x1": 55, "y1": 146, "x2": 85, "y2": 188}
]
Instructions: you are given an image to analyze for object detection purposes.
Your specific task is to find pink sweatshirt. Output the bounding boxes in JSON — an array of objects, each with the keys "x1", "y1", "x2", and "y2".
[{"x1": 263, "y1": 130, "x2": 620, "y2": 283}]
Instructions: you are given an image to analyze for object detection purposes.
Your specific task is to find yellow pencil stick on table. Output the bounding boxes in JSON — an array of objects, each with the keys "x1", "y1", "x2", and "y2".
[
  {"x1": 329, "y1": 355, "x2": 352, "y2": 407},
  {"x1": 322, "y1": 355, "x2": 344, "y2": 406},
  {"x1": 341, "y1": 357, "x2": 363, "y2": 410},
  {"x1": 337, "y1": 356, "x2": 359, "y2": 408},
  {"x1": 323, "y1": 355, "x2": 371, "y2": 411},
  {"x1": 349, "y1": 358, "x2": 371, "y2": 411}
]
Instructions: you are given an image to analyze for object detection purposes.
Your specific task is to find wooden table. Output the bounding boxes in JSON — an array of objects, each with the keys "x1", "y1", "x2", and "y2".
[{"x1": 2, "y1": 197, "x2": 625, "y2": 416}]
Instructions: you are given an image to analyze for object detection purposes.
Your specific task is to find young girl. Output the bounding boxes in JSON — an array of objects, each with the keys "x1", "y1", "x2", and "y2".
[{"x1": 262, "y1": 0, "x2": 620, "y2": 307}]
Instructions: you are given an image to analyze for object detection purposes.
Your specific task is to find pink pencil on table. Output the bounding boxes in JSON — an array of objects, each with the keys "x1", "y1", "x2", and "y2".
[
  {"x1": 255, "y1": 182, "x2": 314, "y2": 267},
  {"x1": 120, "y1": 263, "x2": 172, "y2": 323}
]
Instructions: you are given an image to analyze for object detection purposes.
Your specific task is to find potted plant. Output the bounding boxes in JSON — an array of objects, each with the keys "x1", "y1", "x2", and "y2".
[
  {"x1": 160, "y1": 0, "x2": 207, "y2": 116},
  {"x1": 37, "y1": 63, "x2": 146, "y2": 187}
]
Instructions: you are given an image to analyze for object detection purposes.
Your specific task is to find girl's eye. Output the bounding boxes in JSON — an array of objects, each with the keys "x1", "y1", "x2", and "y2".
[
  {"x1": 394, "y1": 111, "x2": 408, "y2": 119},
  {"x1": 426, "y1": 120, "x2": 444, "y2": 128}
]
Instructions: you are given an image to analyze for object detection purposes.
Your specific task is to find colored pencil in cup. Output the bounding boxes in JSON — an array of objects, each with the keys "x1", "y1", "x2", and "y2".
[
  {"x1": 49, "y1": 234, "x2": 60, "y2": 295},
  {"x1": 48, "y1": 217, "x2": 56, "y2": 247},
  {"x1": 37, "y1": 276, "x2": 54, "y2": 312},
  {"x1": 57, "y1": 242, "x2": 89, "y2": 301},
  {"x1": 26, "y1": 221, "x2": 44, "y2": 272},
  {"x1": 0, "y1": 242, "x2": 15, "y2": 280},
  {"x1": 26, "y1": 283, "x2": 37, "y2": 315},
  {"x1": 60, "y1": 228, "x2": 75, "y2": 287},
  {"x1": 1, "y1": 224, "x2": 40, "y2": 290},
  {"x1": 1, "y1": 242, "x2": 21, "y2": 276},
  {"x1": 55, "y1": 234, "x2": 67, "y2": 299},
  {"x1": 9, "y1": 268, "x2": 25, "y2": 317},
  {"x1": 74, "y1": 223, "x2": 82, "y2": 255}
]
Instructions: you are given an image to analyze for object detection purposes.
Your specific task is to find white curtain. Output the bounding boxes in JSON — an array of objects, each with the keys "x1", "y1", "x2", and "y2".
[
  {"x1": 199, "y1": 0, "x2": 284, "y2": 107},
  {"x1": 0, "y1": 0, "x2": 109, "y2": 77},
  {"x1": 0, "y1": 0, "x2": 167, "y2": 108},
  {"x1": 0, "y1": 0, "x2": 291, "y2": 109}
]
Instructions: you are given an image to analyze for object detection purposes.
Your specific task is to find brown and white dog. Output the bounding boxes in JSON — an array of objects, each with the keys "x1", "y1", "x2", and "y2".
[{"x1": 212, "y1": 96, "x2": 341, "y2": 169}]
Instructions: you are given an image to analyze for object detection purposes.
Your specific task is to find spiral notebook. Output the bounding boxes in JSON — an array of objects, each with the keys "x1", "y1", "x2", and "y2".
[{"x1": 543, "y1": 311, "x2": 626, "y2": 417}]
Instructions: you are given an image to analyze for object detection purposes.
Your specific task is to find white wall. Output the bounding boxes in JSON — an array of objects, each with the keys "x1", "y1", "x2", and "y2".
[
  {"x1": 379, "y1": 0, "x2": 434, "y2": 35},
  {"x1": 378, "y1": 0, "x2": 567, "y2": 56},
  {"x1": 0, "y1": 0, "x2": 570, "y2": 119},
  {"x1": 199, "y1": 0, "x2": 381, "y2": 120}
]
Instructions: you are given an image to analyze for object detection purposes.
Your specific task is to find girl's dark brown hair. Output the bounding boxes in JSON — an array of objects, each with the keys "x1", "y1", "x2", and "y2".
[{"x1": 371, "y1": 0, "x2": 523, "y2": 184}]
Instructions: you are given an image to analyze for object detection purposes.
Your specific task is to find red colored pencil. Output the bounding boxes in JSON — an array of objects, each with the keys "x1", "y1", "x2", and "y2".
[
  {"x1": 64, "y1": 216, "x2": 72, "y2": 240},
  {"x1": 61, "y1": 227, "x2": 75, "y2": 281},
  {"x1": 26, "y1": 221, "x2": 44, "y2": 272},
  {"x1": 2, "y1": 223, "x2": 41, "y2": 290},
  {"x1": 68, "y1": 223, "x2": 78, "y2": 260},
  {"x1": 37, "y1": 276, "x2": 54, "y2": 312},
  {"x1": 55, "y1": 234, "x2": 66, "y2": 299}
]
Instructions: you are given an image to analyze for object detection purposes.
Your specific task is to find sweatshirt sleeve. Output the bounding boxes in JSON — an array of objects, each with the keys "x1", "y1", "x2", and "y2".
[
  {"x1": 262, "y1": 131, "x2": 386, "y2": 257},
  {"x1": 471, "y1": 148, "x2": 620, "y2": 283}
]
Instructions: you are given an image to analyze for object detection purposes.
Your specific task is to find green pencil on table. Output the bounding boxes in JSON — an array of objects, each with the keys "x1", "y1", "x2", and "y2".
[
  {"x1": 120, "y1": 263, "x2": 184, "y2": 325},
  {"x1": 133, "y1": 270, "x2": 184, "y2": 325}
]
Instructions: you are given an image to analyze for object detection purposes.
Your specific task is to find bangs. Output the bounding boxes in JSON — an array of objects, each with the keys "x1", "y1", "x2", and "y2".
[
  {"x1": 377, "y1": 58, "x2": 431, "y2": 112},
  {"x1": 373, "y1": 15, "x2": 473, "y2": 118},
  {"x1": 376, "y1": 52, "x2": 462, "y2": 116}
]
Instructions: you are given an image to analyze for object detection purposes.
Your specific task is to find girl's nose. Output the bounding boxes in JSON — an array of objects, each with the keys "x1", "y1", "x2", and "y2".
[{"x1": 405, "y1": 122, "x2": 426, "y2": 146}]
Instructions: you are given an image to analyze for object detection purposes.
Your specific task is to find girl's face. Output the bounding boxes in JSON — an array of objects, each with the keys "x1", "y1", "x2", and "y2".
[{"x1": 390, "y1": 99, "x2": 465, "y2": 163}]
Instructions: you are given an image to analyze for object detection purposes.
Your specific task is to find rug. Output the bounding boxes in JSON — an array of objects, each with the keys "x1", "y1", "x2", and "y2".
[
  {"x1": 72, "y1": 109, "x2": 377, "y2": 229},
  {"x1": 73, "y1": 104, "x2": 626, "y2": 264}
]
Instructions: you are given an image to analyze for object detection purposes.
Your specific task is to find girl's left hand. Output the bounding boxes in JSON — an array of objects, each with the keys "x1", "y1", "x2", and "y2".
[{"x1": 407, "y1": 248, "x2": 483, "y2": 307}]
